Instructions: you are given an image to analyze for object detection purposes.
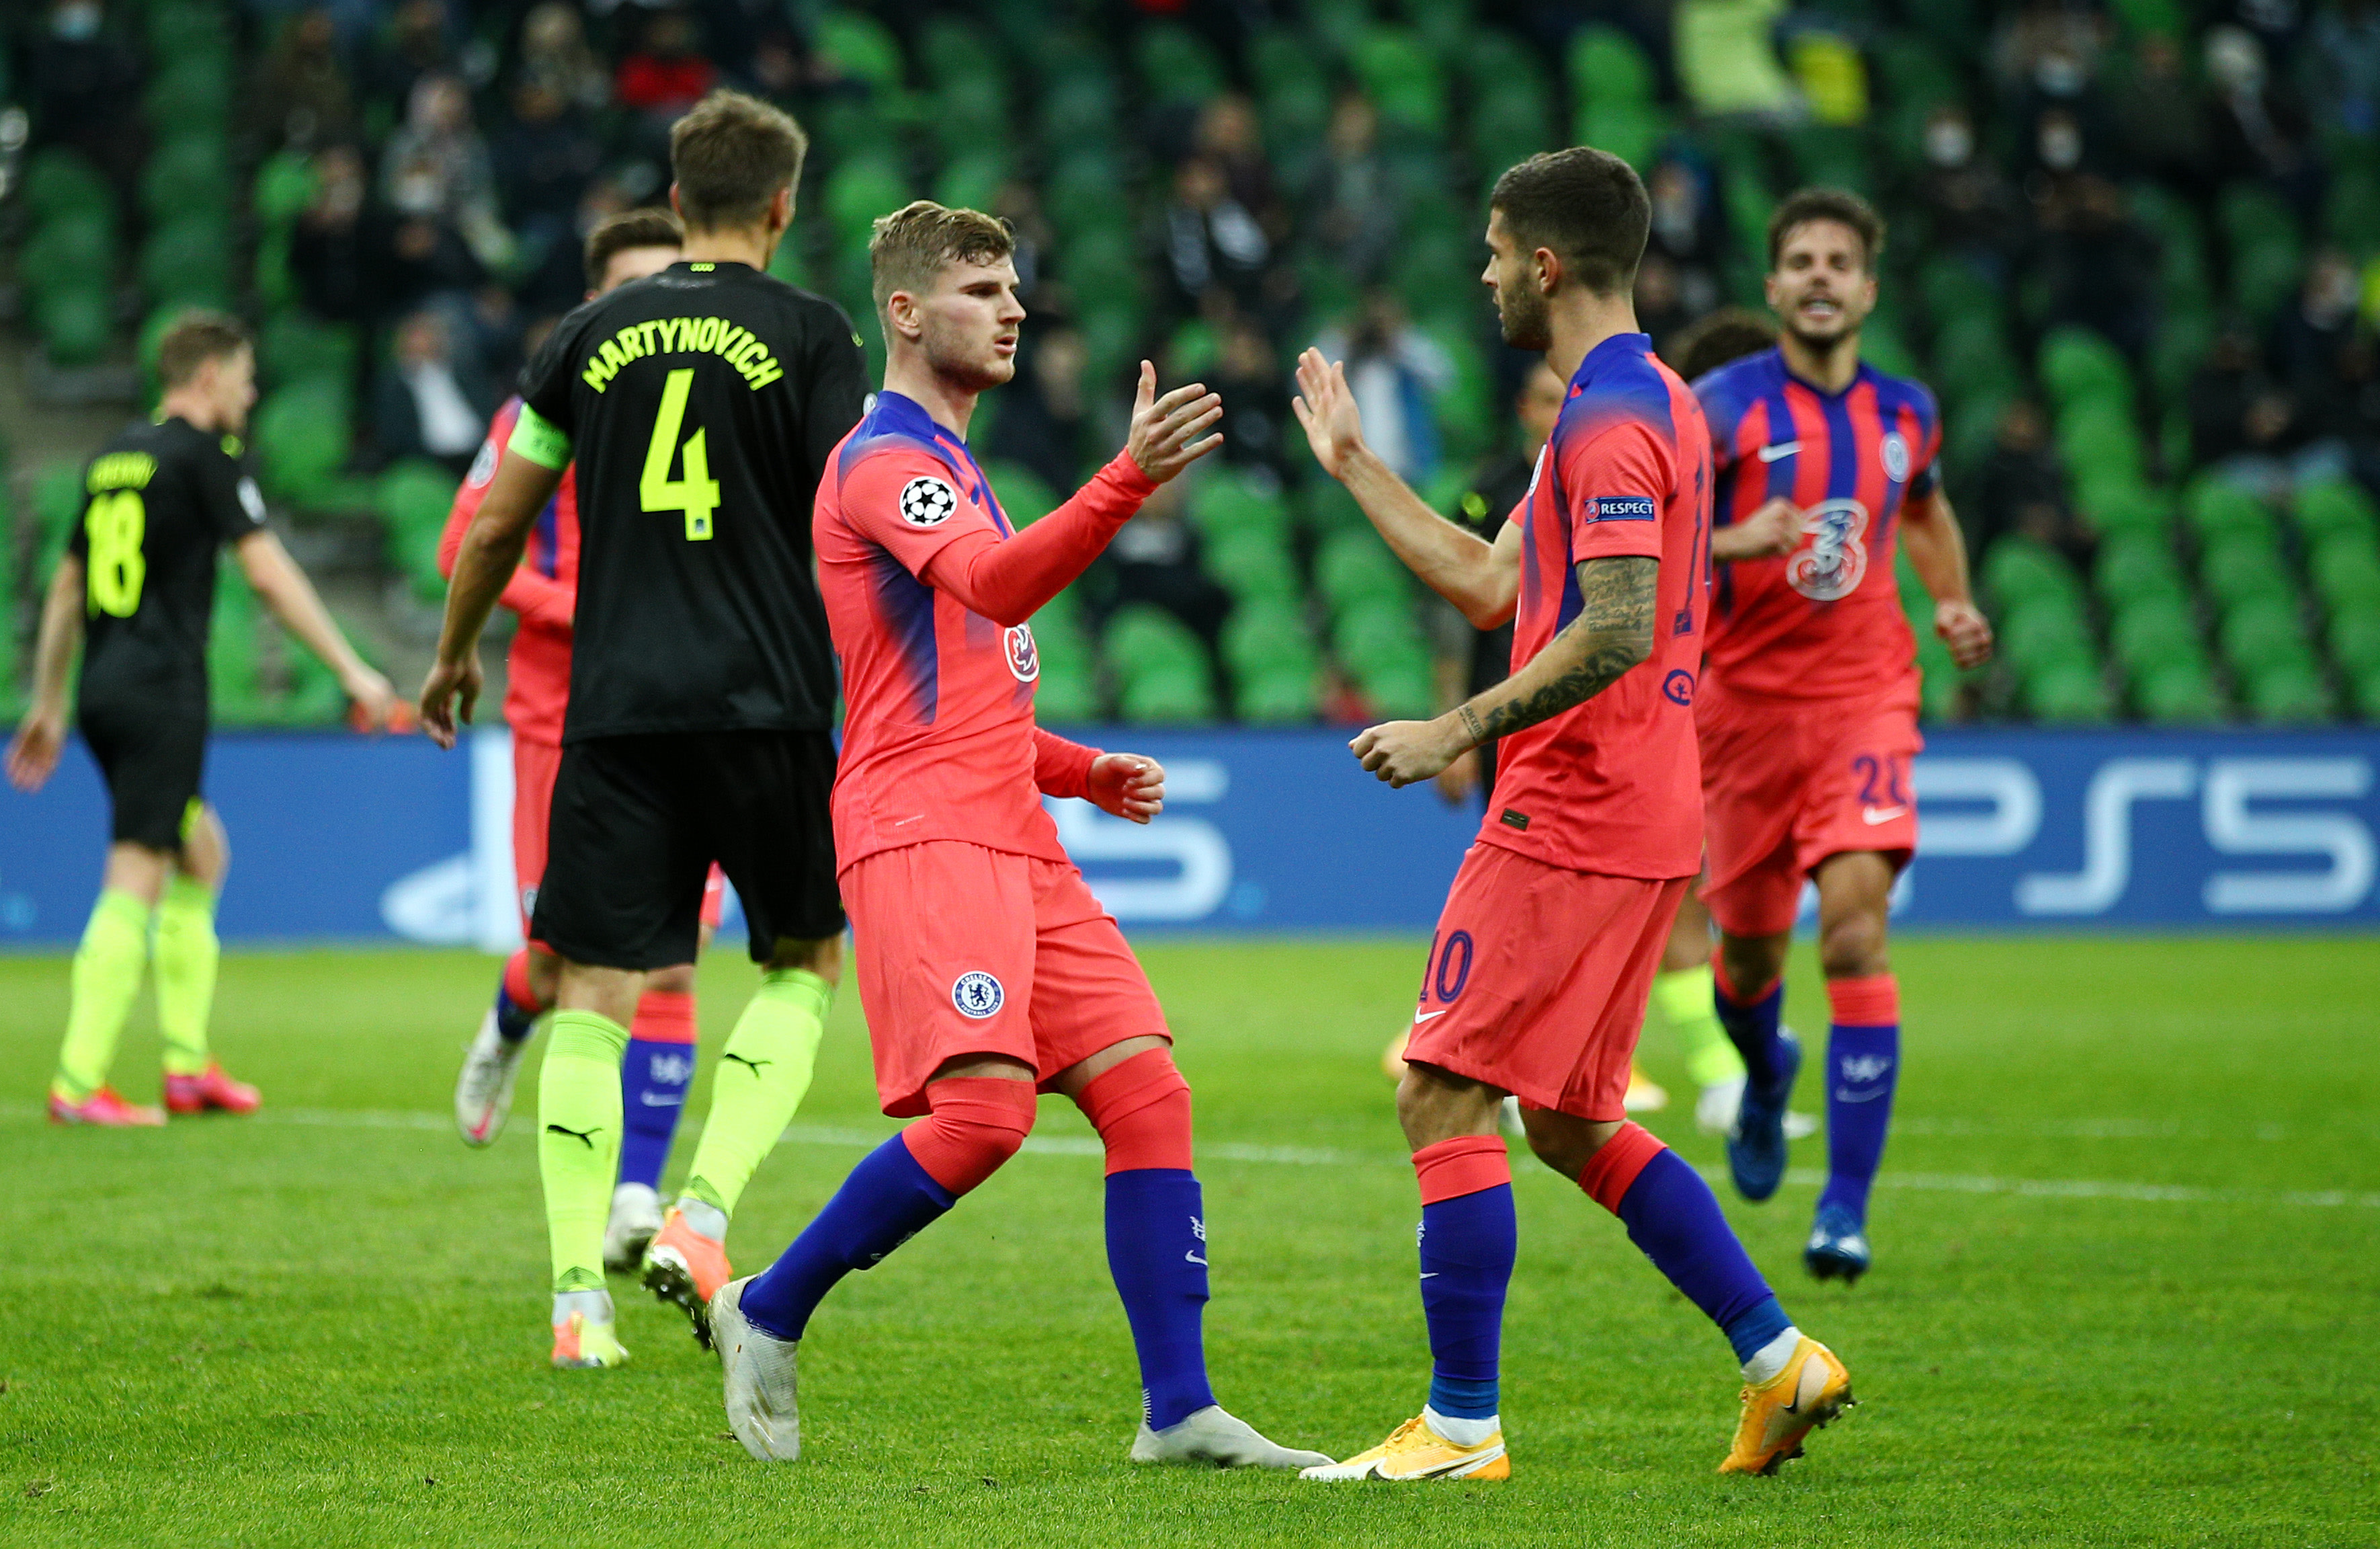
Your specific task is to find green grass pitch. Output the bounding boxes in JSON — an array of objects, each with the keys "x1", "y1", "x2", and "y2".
[{"x1": 1, "y1": 936, "x2": 2375, "y2": 1546}]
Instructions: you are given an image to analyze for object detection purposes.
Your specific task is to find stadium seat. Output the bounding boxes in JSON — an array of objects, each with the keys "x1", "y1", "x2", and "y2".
[
  {"x1": 1299, "y1": 479, "x2": 1371, "y2": 539},
  {"x1": 1188, "y1": 470, "x2": 1290, "y2": 539},
  {"x1": 142, "y1": 135, "x2": 235, "y2": 223},
  {"x1": 2022, "y1": 659, "x2": 2113, "y2": 722},
  {"x1": 2052, "y1": 400, "x2": 2145, "y2": 485},
  {"x1": 815, "y1": 9, "x2": 905, "y2": 94},
  {"x1": 2133, "y1": 659, "x2": 2223, "y2": 722},
  {"x1": 1998, "y1": 598, "x2": 2093, "y2": 673},
  {"x1": 1135, "y1": 23, "x2": 1227, "y2": 106},
  {"x1": 1353, "y1": 27, "x2": 1446, "y2": 134},
  {"x1": 2037, "y1": 327, "x2": 2134, "y2": 415},
  {"x1": 1106, "y1": 604, "x2": 1218, "y2": 723},
  {"x1": 2217, "y1": 595, "x2": 2317, "y2": 681},
  {"x1": 825, "y1": 154, "x2": 911, "y2": 249},
  {"x1": 252, "y1": 151, "x2": 316, "y2": 231},
  {"x1": 2092, "y1": 531, "x2": 2188, "y2": 608},
  {"x1": 2309, "y1": 531, "x2": 2380, "y2": 618},
  {"x1": 1315, "y1": 530, "x2": 1409, "y2": 615},
  {"x1": 22, "y1": 214, "x2": 116, "y2": 302},
  {"x1": 23, "y1": 149, "x2": 114, "y2": 227},
  {"x1": 253, "y1": 381, "x2": 356, "y2": 509},
  {"x1": 139, "y1": 216, "x2": 235, "y2": 310},
  {"x1": 2183, "y1": 477, "x2": 2276, "y2": 539},
  {"x1": 2109, "y1": 595, "x2": 2207, "y2": 678},
  {"x1": 2197, "y1": 530, "x2": 2293, "y2": 610},
  {"x1": 2294, "y1": 479, "x2": 2379, "y2": 543},
  {"x1": 1568, "y1": 24, "x2": 1657, "y2": 106},
  {"x1": 2076, "y1": 482, "x2": 2174, "y2": 539},
  {"x1": 144, "y1": 59, "x2": 232, "y2": 132},
  {"x1": 982, "y1": 463, "x2": 1057, "y2": 526},
  {"x1": 934, "y1": 151, "x2": 1008, "y2": 219},
  {"x1": 376, "y1": 460, "x2": 462, "y2": 603},
  {"x1": 208, "y1": 567, "x2": 268, "y2": 726},
  {"x1": 1579, "y1": 102, "x2": 1672, "y2": 171},
  {"x1": 2241, "y1": 661, "x2": 2333, "y2": 723},
  {"x1": 1223, "y1": 599, "x2": 1319, "y2": 722},
  {"x1": 1205, "y1": 528, "x2": 1299, "y2": 604},
  {"x1": 2217, "y1": 184, "x2": 2303, "y2": 324},
  {"x1": 259, "y1": 313, "x2": 359, "y2": 389},
  {"x1": 2327, "y1": 610, "x2": 2380, "y2": 682},
  {"x1": 1981, "y1": 538, "x2": 2083, "y2": 611},
  {"x1": 32, "y1": 464, "x2": 85, "y2": 572}
]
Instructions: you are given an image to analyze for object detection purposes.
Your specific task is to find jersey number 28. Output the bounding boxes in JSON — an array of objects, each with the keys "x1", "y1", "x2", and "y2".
[
  {"x1": 641, "y1": 367, "x2": 721, "y2": 541},
  {"x1": 85, "y1": 490, "x2": 147, "y2": 617}
]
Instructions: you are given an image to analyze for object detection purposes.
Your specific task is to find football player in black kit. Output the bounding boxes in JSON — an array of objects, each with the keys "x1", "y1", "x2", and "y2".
[{"x1": 7, "y1": 310, "x2": 396, "y2": 1125}]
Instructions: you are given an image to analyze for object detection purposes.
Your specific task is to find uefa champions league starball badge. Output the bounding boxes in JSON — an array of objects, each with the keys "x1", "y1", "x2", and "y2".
[{"x1": 899, "y1": 476, "x2": 958, "y2": 527}]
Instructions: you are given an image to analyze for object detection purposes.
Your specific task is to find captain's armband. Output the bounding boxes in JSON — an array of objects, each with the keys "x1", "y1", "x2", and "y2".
[{"x1": 508, "y1": 405, "x2": 573, "y2": 471}]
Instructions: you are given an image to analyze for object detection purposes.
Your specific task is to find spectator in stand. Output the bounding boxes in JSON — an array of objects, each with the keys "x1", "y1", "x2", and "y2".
[
  {"x1": 1211, "y1": 315, "x2": 1291, "y2": 477},
  {"x1": 363, "y1": 0, "x2": 456, "y2": 122},
  {"x1": 28, "y1": 0, "x2": 144, "y2": 192},
  {"x1": 1914, "y1": 104, "x2": 2024, "y2": 274},
  {"x1": 1196, "y1": 93, "x2": 1284, "y2": 243},
  {"x1": 2274, "y1": 248, "x2": 2365, "y2": 395},
  {"x1": 372, "y1": 308, "x2": 494, "y2": 476},
  {"x1": 290, "y1": 144, "x2": 372, "y2": 323},
  {"x1": 992, "y1": 180, "x2": 1057, "y2": 303},
  {"x1": 1098, "y1": 476, "x2": 1231, "y2": 652},
  {"x1": 2203, "y1": 25, "x2": 2313, "y2": 201},
  {"x1": 1310, "y1": 289, "x2": 1455, "y2": 486},
  {"x1": 615, "y1": 7, "x2": 719, "y2": 119},
  {"x1": 1644, "y1": 157, "x2": 1725, "y2": 321},
  {"x1": 1158, "y1": 157, "x2": 1271, "y2": 320},
  {"x1": 1310, "y1": 92, "x2": 1399, "y2": 283},
  {"x1": 517, "y1": 0, "x2": 610, "y2": 114},
  {"x1": 2188, "y1": 320, "x2": 2341, "y2": 498},
  {"x1": 1973, "y1": 399, "x2": 2093, "y2": 571},
  {"x1": 2106, "y1": 31, "x2": 2210, "y2": 191},
  {"x1": 382, "y1": 71, "x2": 510, "y2": 269},
  {"x1": 2305, "y1": 0, "x2": 2380, "y2": 141},
  {"x1": 248, "y1": 5, "x2": 358, "y2": 149},
  {"x1": 495, "y1": 78, "x2": 604, "y2": 313},
  {"x1": 2024, "y1": 110, "x2": 2154, "y2": 354},
  {"x1": 1634, "y1": 251, "x2": 1695, "y2": 359},
  {"x1": 985, "y1": 325, "x2": 1092, "y2": 495},
  {"x1": 370, "y1": 210, "x2": 485, "y2": 325}
]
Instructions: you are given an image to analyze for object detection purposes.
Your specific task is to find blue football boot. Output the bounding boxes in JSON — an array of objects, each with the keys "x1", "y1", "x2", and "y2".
[
  {"x1": 1726, "y1": 1027, "x2": 1800, "y2": 1202},
  {"x1": 1804, "y1": 1203, "x2": 1871, "y2": 1283}
]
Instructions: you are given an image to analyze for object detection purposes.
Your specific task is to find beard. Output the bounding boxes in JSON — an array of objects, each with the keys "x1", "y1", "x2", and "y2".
[
  {"x1": 1496, "y1": 282, "x2": 1553, "y2": 352},
  {"x1": 1777, "y1": 292, "x2": 1862, "y2": 352},
  {"x1": 920, "y1": 315, "x2": 1016, "y2": 393}
]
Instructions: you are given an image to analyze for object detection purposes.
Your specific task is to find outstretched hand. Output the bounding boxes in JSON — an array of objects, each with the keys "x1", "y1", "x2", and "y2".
[
  {"x1": 1290, "y1": 348, "x2": 1366, "y2": 479},
  {"x1": 1087, "y1": 752, "x2": 1165, "y2": 824},
  {"x1": 1125, "y1": 362, "x2": 1224, "y2": 483},
  {"x1": 5, "y1": 707, "x2": 65, "y2": 793}
]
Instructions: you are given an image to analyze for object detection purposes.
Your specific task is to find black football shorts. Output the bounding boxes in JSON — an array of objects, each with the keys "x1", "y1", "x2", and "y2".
[
  {"x1": 532, "y1": 729, "x2": 844, "y2": 969},
  {"x1": 80, "y1": 701, "x2": 207, "y2": 851}
]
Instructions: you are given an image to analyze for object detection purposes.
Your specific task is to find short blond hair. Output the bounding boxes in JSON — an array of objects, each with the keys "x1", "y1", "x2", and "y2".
[
  {"x1": 868, "y1": 200, "x2": 1015, "y2": 322},
  {"x1": 156, "y1": 309, "x2": 252, "y2": 389},
  {"x1": 669, "y1": 90, "x2": 807, "y2": 230}
]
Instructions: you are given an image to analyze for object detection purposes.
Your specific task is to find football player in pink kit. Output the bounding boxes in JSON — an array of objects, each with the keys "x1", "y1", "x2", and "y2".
[
  {"x1": 1292, "y1": 149, "x2": 1850, "y2": 1482},
  {"x1": 442, "y1": 209, "x2": 730, "y2": 1276},
  {"x1": 1692, "y1": 190, "x2": 1993, "y2": 1283},
  {"x1": 707, "y1": 202, "x2": 1329, "y2": 1472}
]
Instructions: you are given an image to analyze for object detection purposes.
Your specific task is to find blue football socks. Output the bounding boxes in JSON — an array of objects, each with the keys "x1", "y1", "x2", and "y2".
[
  {"x1": 1819, "y1": 978, "x2": 1902, "y2": 1224},
  {"x1": 1614, "y1": 1146, "x2": 1791, "y2": 1365},
  {"x1": 739, "y1": 1134, "x2": 954, "y2": 1341},
  {"x1": 1419, "y1": 1183, "x2": 1516, "y2": 1421},
  {"x1": 616, "y1": 1035, "x2": 693, "y2": 1192},
  {"x1": 1104, "y1": 1168, "x2": 1218, "y2": 1431},
  {"x1": 1714, "y1": 971, "x2": 1786, "y2": 1092}
]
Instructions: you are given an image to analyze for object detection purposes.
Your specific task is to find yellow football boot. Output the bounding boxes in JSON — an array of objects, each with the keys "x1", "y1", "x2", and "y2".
[
  {"x1": 1300, "y1": 1415, "x2": 1509, "y2": 1481},
  {"x1": 550, "y1": 1310, "x2": 630, "y2": 1369},
  {"x1": 1719, "y1": 1336, "x2": 1852, "y2": 1475}
]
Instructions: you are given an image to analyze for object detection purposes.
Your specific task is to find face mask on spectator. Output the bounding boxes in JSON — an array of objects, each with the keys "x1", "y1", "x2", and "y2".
[
  {"x1": 1926, "y1": 118, "x2": 1974, "y2": 169},
  {"x1": 53, "y1": 2, "x2": 102, "y2": 40}
]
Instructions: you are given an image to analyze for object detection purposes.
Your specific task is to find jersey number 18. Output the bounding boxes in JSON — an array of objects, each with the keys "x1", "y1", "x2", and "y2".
[
  {"x1": 85, "y1": 490, "x2": 147, "y2": 617},
  {"x1": 641, "y1": 367, "x2": 722, "y2": 542}
]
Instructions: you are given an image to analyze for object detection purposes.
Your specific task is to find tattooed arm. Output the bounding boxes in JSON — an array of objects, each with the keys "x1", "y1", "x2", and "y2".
[{"x1": 1350, "y1": 556, "x2": 1658, "y2": 788}]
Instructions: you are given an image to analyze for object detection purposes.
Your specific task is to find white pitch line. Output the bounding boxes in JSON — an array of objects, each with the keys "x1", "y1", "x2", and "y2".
[{"x1": 9, "y1": 1105, "x2": 2374, "y2": 1210}]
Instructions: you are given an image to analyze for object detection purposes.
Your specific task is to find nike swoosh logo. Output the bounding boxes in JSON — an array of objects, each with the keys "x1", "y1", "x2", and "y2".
[
  {"x1": 1861, "y1": 805, "x2": 1907, "y2": 824},
  {"x1": 1418, "y1": 1272, "x2": 1438, "y2": 1279},
  {"x1": 1834, "y1": 1088, "x2": 1889, "y2": 1103},
  {"x1": 638, "y1": 1094, "x2": 684, "y2": 1107},
  {"x1": 1184, "y1": 1252, "x2": 1207, "y2": 1266},
  {"x1": 1413, "y1": 1010, "x2": 1448, "y2": 1023},
  {"x1": 1757, "y1": 440, "x2": 1803, "y2": 463}
]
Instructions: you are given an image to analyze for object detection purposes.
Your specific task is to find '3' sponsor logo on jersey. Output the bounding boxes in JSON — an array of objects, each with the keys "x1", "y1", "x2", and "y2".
[{"x1": 1785, "y1": 499, "x2": 1869, "y2": 602}]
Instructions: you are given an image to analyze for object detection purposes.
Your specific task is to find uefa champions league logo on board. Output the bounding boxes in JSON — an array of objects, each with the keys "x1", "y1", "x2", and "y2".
[{"x1": 1787, "y1": 500, "x2": 1869, "y2": 602}]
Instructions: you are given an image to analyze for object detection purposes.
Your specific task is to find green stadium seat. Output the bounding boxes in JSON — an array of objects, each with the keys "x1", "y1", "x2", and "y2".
[
  {"x1": 142, "y1": 136, "x2": 234, "y2": 222},
  {"x1": 1997, "y1": 598, "x2": 2092, "y2": 672},
  {"x1": 2324, "y1": 166, "x2": 2380, "y2": 254},
  {"x1": 1188, "y1": 471, "x2": 1289, "y2": 538},
  {"x1": 2077, "y1": 482, "x2": 2174, "y2": 539},
  {"x1": 1783, "y1": 124, "x2": 1873, "y2": 194},
  {"x1": 1579, "y1": 102, "x2": 1671, "y2": 171},
  {"x1": 825, "y1": 155, "x2": 910, "y2": 249},
  {"x1": 139, "y1": 216, "x2": 235, "y2": 310},
  {"x1": 2293, "y1": 479, "x2": 2379, "y2": 542},
  {"x1": 145, "y1": 58, "x2": 232, "y2": 130},
  {"x1": 934, "y1": 151, "x2": 1008, "y2": 218},
  {"x1": 1032, "y1": 657, "x2": 1099, "y2": 723},
  {"x1": 815, "y1": 9, "x2": 905, "y2": 93},
  {"x1": 2053, "y1": 399, "x2": 2145, "y2": 484},
  {"x1": 2218, "y1": 185, "x2": 2305, "y2": 324},
  {"x1": 252, "y1": 151, "x2": 316, "y2": 230},
  {"x1": 22, "y1": 214, "x2": 116, "y2": 301},
  {"x1": 33, "y1": 463, "x2": 87, "y2": 572},
  {"x1": 1354, "y1": 28, "x2": 1446, "y2": 135},
  {"x1": 259, "y1": 313, "x2": 359, "y2": 388},
  {"x1": 253, "y1": 381, "x2": 355, "y2": 508},
  {"x1": 2024, "y1": 659, "x2": 2113, "y2": 721},
  {"x1": 148, "y1": 1, "x2": 233, "y2": 58},
  {"x1": 35, "y1": 285, "x2": 115, "y2": 367},
  {"x1": 1299, "y1": 479, "x2": 1371, "y2": 539},
  {"x1": 2217, "y1": 594, "x2": 2317, "y2": 679},
  {"x1": 1929, "y1": 313, "x2": 2022, "y2": 403},
  {"x1": 1223, "y1": 600, "x2": 1319, "y2": 723},
  {"x1": 2037, "y1": 327, "x2": 2133, "y2": 415},
  {"x1": 2134, "y1": 659, "x2": 2223, "y2": 722},
  {"x1": 2309, "y1": 531, "x2": 2380, "y2": 617},
  {"x1": 2242, "y1": 661, "x2": 2332, "y2": 723},
  {"x1": 1235, "y1": 667, "x2": 1319, "y2": 723},
  {"x1": 983, "y1": 462, "x2": 1058, "y2": 526},
  {"x1": 915, "y1": 15, "x2": 993, "y2": 86},
  {"x1": 1205, "y1": 528, "x2": 1299, "y2": 604},
  {"x1": 1315, "y1": 530, "x2": 1409, "y2": 616},
  {"x1": 24, "y1": 149, "x2": 114, "y2": 226},
  {"x1": 1916, "y1": 635, "x2": 1960, "y2": 721},
  {"x1": 1360, "y1": 656, "x2": 1437, "y2": 719},
  {"x1": 2109, "y1": 595, "x2": 2206, "y2": 676},
  {"x1": 2093, "y1": 532, "x2": 2187, "y2": 608},
  {"x1": 2183, "y1": 477, "x2": 2276, "y2": 539},
  {"x1": 376, "y1": 459, "x2": 461, "y2": 603},
  {"x1": 2328, "y1": 610, "x2": 2380, "y2": 680},
  {"x1": 1041, "y1": 70, "x2": 1118, "y2": 152},
  {"x1": 1106, "y1": 604, "x2": 1217, "y2": 723},
  {"x1": 2147, "y1": 307, "x2": 2217, "y2": 408},
  {"x1": 277, "y1": 635, "x2": 351, "y2": 726},
  {"x1": 1136, "y1": 23, "x2": 1227, "y2": 106},
  {"x1": 1981, "y1": 538, "x2": 2083, "y2": 611},
  {"x1": 209, "y1": 566, "x2": 268, "y2": 726},
  {"x1": 2199, "y1": 530, "x2": 2293, "y2": 610},
  {"x1": 1568, "y1": 24, "x2": 1656, "y2": 105}
]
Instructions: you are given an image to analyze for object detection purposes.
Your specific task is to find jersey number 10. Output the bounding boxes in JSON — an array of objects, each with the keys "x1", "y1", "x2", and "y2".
[
  {"x1": 85, "y1": 490, "x2": 147, "y2": 617},
  {"x1": 641, "y1": 367, "x2": 721, "y2": 542}
]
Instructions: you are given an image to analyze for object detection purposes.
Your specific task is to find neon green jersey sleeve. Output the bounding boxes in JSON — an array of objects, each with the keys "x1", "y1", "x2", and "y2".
[{"x1": 508, "y1": 404, "x2": 573, "y2": 470}]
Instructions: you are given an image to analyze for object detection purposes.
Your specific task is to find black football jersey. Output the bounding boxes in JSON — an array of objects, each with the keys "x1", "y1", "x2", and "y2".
[
  {"x1": 68, "y1": 415, "x2": 268, "y2": 717},
  {"x1": 516, "y1": 260, "x2": 868, "y2": 742}
]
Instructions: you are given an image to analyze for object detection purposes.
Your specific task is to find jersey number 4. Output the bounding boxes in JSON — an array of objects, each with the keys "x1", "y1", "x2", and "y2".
[
  {"x1": 640, "y1": 367, "x2": 721, "y2": 541},
  {"x1": 85, "y1": 490, "x2": 147, "y2": 617}
]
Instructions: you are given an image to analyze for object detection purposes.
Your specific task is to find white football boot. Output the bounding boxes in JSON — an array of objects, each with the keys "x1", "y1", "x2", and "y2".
[
  {"x1": 1131, "y1": 1405, "x2": 1334, "y2": 1469},
  {"x1": 714, "y1": 1277, "x2": 801, "y2": 1462},
  {"x1": 454, "y1": 1010, "x2": 531, "y2": 1147},
  {"x1": 602, "y1": 1183, "x2": 664, "y2": 1273}
]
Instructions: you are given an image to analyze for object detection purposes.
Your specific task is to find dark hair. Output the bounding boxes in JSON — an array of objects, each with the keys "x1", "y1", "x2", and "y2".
[
  {"x1": 869, "y1": 200, "x2": 1016, "y2": 319},
  {"x1": 1766, "y1": 187, "x2": 1886, "y2": 272},
  {"x1": 582, "y1": 207, "x2": 683, "y2": 287},
  {"x1": 669, "y1": 89, "x2": 807, "y2": 231},
  {"x1": 1489, "y1": 147, "x2": 1651, "y2": 297},
  {"x1": 1670, "y1": 307, "x2": 1777, "y2": 379},
  {"x1": 156, "y1": 309, "x2": 252, "y2": 389}
]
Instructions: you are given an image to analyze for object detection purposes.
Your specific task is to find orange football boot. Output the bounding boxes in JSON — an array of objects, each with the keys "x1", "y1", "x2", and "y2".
[
  {"x1": 48, "y1": 1086, "x2": 166, "y2": 1127},
  {"x1": 641, "y1": 1207, "x2": 732, "y2": 1349},
  {"x1": 1720, "y1": 1336, "x2": 1854, "y2": 1475},
  {"x1": 164, "y1": 1063, "x2": 260, "y2": 1115}
]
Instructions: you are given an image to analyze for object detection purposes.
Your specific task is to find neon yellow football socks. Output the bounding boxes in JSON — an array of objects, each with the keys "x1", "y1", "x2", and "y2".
[
  {"x1": 52, "y1": 889, "x2": 153, "y2": 1104},
  {"x1": 1653, "y1": 965, "x2": 1746, "y2": 1089},
  {"x1": 154, "y1": 875, "x2": 220, "y2": 1078},
  {"x1": 680, "y1": 968, "x2": 831, "y2": 1219},
  {"x1": 540, "y1": 1010, "x2": 630, "y2": 1294}
]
